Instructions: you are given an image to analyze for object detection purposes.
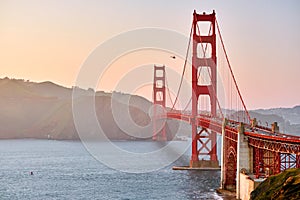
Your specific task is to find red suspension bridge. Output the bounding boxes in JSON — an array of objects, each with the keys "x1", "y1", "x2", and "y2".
[{"x1": 152, "y1": 10, "x2": 300, "y2": 194}]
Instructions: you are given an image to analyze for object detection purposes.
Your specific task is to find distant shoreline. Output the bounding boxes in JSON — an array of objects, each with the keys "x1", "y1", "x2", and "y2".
[{"x1": 0, "y1": 78, "x2": 299, "y2": 139}]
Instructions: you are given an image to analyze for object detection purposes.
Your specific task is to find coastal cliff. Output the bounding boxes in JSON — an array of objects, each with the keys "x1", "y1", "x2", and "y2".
[{"x1": 251, "y1": 168, "x2": 300, "y2": 200}]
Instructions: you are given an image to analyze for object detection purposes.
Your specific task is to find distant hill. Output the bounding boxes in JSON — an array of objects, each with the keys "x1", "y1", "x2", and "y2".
[
  {"x1": 0, "y1": 77, "x2": 299, "y2": 139},
  {"x1": 226, "y1": 106, "x2": 300, "y2": 135},
  {"x1": 250, "y1": 106, "x2": 300, "y2": 135},
  {"x1": 254, "y1": 106, "x2": 300, "y2": 125},
  {"x1": 0, "y1": 78, "x2": 179, "y2": 140}
]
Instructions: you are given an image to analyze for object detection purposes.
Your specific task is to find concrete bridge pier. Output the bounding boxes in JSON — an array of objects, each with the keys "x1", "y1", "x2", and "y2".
[
  {"x1": 236, "y1": 123, "x2": 253, "y2": 199},
  {"x1": 220, "y1": 118, "x2": 227, "y2": 189},
  {"x1": 221, "y1": 120, "x2": 254, "y2": 199}
]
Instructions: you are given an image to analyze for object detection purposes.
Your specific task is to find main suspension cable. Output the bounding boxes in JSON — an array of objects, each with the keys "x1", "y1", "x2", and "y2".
[
  {"x1": 216, "y1": 19, "x2": 251, "y2": 122},
  {"x1": 170, "y1": 22, "x2": 193, "y2": 111}
]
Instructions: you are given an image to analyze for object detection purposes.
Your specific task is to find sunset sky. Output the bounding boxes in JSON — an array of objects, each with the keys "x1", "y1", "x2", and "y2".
[{"x1": 1, "y1": 0, "x2": 299, "y2": 109}]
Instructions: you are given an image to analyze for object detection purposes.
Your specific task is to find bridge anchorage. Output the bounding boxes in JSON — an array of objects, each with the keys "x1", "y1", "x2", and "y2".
[{"x1": 152, "y1": 10, "x2": 300, "y2": 198}]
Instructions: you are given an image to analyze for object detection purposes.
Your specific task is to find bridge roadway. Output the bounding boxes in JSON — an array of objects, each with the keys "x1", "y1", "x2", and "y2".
[{"x1": 161, "y1": 112, "x2": 300, "y2": 154}]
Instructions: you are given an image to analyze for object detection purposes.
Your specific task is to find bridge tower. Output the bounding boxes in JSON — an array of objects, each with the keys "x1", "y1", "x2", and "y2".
[
  {"x1": 153, "y1": 65, "x2": 167, "y2": 141},
  {"x1": 190, "y1": 10, "x2": 219, "y2": 167}
]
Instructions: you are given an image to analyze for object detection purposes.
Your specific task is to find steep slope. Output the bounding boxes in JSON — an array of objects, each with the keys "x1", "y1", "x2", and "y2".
[{"x1": 251, "y1": 168, "x2": 300, "y2": 200}]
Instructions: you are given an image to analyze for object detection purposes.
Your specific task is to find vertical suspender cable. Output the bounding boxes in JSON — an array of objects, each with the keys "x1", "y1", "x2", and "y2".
[
  {"x1": 196, "y1": 23, "x2": 224, "y2": 119},
  {"x1": 216, "y1": 19, "x2": 251, "y2": 122}
]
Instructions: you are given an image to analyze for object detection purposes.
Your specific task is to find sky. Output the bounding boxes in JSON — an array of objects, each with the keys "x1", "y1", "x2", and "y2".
[{"x1": 0, "y1": 0, "x2": 299, "y2": 109}]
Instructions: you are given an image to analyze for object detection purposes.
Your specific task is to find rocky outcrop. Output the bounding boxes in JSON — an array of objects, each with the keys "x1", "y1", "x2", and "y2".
[{"x1": 250, "y1": 168, "x2": 300, "y2": 200}]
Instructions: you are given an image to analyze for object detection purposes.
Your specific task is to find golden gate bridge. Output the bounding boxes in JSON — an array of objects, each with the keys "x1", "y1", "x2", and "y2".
[{"x1": 151, "y1": 10, "x2": 300, "y2": 197}]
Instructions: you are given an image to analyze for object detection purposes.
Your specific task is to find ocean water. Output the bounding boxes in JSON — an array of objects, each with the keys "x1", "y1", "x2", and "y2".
[{"x1": 0, "y1": 140, "x2": 229, "y2": 200}]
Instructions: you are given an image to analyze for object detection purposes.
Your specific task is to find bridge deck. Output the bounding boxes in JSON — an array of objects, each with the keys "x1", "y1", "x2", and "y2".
[{"x1": 159, "y1": 112, "x2": 300, "y2": 154}]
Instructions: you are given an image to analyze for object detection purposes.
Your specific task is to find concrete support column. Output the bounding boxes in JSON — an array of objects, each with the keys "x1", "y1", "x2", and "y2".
[
  {"x1": 220, "y1": 118, "x2": 227, "y2": 189},
  {"x1": 237, "y1": 123, "x2": 252, "y2": 199}
]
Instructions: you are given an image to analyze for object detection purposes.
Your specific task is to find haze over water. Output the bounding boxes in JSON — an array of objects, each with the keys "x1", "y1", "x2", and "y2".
[{"x1": 0, "y1": 140, "x2": 229, "y2": 200}]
